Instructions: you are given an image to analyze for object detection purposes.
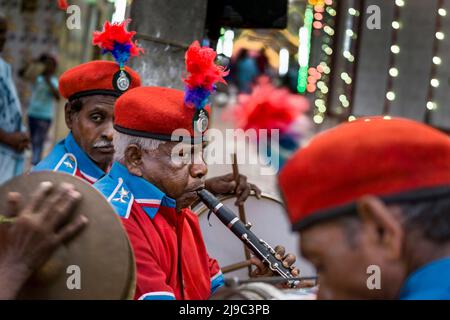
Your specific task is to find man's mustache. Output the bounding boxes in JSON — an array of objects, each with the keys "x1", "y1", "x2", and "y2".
[
  {"x1": 93, "y1": 140, "x2": 114, "y2": 148},
  {"x1": 185, "y1": 182, "x2": 206, "y2": 193}
]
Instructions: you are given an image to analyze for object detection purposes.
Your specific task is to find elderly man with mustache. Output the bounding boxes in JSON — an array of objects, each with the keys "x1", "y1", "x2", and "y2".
[
  {"x1": 34, "y1": 22, "x2": 259, "y2": 204},
  {"x1": 33, "y1": 60, "x2": 142, "y2": 183},
  {"x1": 93, "y1": 42, "x2": 298, "y2": 300}
]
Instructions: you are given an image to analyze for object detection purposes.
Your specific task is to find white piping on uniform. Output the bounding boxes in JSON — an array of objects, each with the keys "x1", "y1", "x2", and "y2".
[
  {"x1": 107, "y1": 177, "x2": 124, "y2": 202},
  {"x1": 54, "y1": 153, "x2": 77, "y2": 174}
]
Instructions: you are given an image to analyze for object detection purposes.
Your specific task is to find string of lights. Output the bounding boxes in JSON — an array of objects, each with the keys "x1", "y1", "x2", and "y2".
[
  {"x1": 311, "y1": 1, "x2": 363, "y2": 123},
  {"x1": 308, "y1": 0, "x2": 336, "y2": 125},
  {"x1": 383, "y1": 0, "x2": 405, "y2": 114},
  {"x1": 424, "y1": 0, "x2": 446, "y2": 123},
  {"x1": 340, "y1": 2, "x2": 363, "y2": 122},
  {"x1": 297, "y1": 4, "x2": 314, "y2": 94}
]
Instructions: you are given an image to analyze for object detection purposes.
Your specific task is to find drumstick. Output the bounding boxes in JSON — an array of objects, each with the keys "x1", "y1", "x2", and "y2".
[
  {"x1": 221, "y1": 259, "x2": 253, "y2": 274},
  {"x1": 231, "y1": 153, "x2": 252, "y2": 277}
]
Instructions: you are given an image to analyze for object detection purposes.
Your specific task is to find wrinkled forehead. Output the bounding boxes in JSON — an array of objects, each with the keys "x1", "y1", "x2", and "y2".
[
  {"x1": 80, "y1": 94, "x2": 117, "y2": 108},
  {"x1": 165, "y1": 141, "x2": 207, "y2": 152}
]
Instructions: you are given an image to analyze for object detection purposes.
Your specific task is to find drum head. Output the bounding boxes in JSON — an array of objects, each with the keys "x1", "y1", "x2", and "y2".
[
  {"x1": 0, "y1": 172, "x2": 135, "y2": 300},
  {"x1": 192, "y1": 194, "x2": 300, "y2": 280}
]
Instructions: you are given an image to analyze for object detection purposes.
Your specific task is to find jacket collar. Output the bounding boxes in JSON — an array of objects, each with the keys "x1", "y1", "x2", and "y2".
[
  {"x1": 399, "y1": 256, "x2": 450, "y2": 299},
  {"x1": 65, "y1": 132, "x2": 105, "y2": 181},
  {"x1": 108, "y1": 162, "x2": 176, "y2": 219}
]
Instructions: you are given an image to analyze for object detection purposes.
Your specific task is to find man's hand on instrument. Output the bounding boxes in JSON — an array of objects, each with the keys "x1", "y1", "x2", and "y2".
[
  {"x1": 0, "y1": 181, "x2": 88, "y2": 299},
  {"x1": 249, "y1": 245, "x2": 300, "y2": 278},
  {"x1": 205, "y1": 173, "x2": 262, "y2": 205}
]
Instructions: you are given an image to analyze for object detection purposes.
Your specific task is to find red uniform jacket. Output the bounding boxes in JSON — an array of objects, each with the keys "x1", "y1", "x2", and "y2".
[{"x1": 94, "y1": 162, "x2": 224, "y2": 300}]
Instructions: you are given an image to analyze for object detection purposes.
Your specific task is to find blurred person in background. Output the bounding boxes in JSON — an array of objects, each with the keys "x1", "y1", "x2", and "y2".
[
  {"x1": 234, "y1": 49, "x2": 259, "y2": 93},
  {"x1": 281, "y1": 59, "x2": 300, "y2": 94},
  {"x1": 27, "y1": 54, "x2": 60, "y2": 166},
  {"x1": 0, "y1": 13, "x2": 29, "y2": 185},
  {"x1": 256, "y1": 47, "x2": 269, "y2": 76}
]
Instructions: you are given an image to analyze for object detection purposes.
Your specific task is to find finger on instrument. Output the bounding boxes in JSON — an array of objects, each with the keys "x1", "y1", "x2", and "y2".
[{"x1": 274, "y1": 245, "x2": 285, "y2": 260}]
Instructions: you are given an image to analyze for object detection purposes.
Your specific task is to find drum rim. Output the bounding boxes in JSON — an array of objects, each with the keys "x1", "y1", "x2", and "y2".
[{"x1": 0, "y1": 171, "x2": 133, "y2": 300}]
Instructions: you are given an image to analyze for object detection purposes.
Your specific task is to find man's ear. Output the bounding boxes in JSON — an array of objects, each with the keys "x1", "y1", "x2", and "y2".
[
  {"x1": 125, "y1": 144, "x2": 144, "y2": 177},
  {"x1": 64, "y1": 102, "x2": 73, "y2": 130},
  {"x1": 356, "y1": 196, "x2": 404, "y2": 260}
]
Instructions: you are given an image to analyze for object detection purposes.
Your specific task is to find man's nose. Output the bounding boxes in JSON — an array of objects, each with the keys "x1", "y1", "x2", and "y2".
[
  {"x1": 102, "y1": 123, "x2": 114, "y2": 141},
  {"x1": 189, "y1": 162, "x2": 208, "y2": 179}
]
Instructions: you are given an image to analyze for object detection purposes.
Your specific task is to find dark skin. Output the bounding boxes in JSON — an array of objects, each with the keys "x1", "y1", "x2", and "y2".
[
  {"x1": 300, "y1": 195, "x2": 450, "y2": 299},
  {"x1": 0, "y1": 16, "x2": 30, "y2": 152},
  {"x1": 124, "y1": 141, "x2": 208, "y2": 211},
  {"x1": 0, "y1": 182, "x2": 87, "y2": 299},
  {"x1": 0, "y1": 130, "x2": 30, "y2": 153},
  {"x1": 65, "y1": 95, "x2": 116, "y2": 172},
  {"x1": 122, "y1": 141, "x2": 299, "y2": 280},
  {"x1": 65, "y1": 94, "x2": 260, "y2": 198},
  {"x1": 205, "y1": 173, "x2": 261, "y2": 206}
]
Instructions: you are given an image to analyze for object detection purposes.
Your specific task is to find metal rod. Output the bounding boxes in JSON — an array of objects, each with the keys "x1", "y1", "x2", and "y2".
[
  {"x1": 135, "y1": 32, "x2": 189, "y2": 50},
  {"x1": 224, "y1": 276, "x2": 318, "y2": 287},
  {"x1": 222, "y1": 259, "x2": 253, "y2": 274}
]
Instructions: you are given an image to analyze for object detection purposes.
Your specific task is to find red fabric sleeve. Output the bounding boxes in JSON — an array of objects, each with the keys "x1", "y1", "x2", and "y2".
[
  {"x1": 122, "y1": 219, "x2": 176, "y2": 300},
  {"x1": 208, "y1": 255, "x2": 224, "y2": 294}
]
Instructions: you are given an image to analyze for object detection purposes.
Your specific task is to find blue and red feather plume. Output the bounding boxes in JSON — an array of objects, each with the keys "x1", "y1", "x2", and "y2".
[
  {"x1": 57, "y1": 0, "x2": 69, "y2": 10},
  {"x1": 183, "y1": 41, "x2": 228, "y2": 110},
  {"x1": 92, "y1": 20, "x2": 143, "y2": 68}
]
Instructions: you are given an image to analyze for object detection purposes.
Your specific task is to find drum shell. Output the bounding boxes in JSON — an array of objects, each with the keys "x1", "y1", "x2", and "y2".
[{"x1": 192, "y1": 193, "x2": 315, "y2": 279}]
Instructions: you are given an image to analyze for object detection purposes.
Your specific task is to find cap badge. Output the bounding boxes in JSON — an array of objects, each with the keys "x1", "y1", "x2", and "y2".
[
  {"x1": 194, "y1": 109, "x2": 209, "y2": 134},
  {"x1": 113, "y1": 70, "x2": 131, "y2": 93}
]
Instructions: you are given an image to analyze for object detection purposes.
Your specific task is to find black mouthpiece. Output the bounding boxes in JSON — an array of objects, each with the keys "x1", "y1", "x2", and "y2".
[{"x1": 196, "y1": 189, "x2": 220, "y2": 208}]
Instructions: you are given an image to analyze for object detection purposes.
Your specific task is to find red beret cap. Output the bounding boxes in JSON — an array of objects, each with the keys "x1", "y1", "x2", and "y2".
[
  {"x1": 279, "y1": 117, "x2": 450, "y2": 231},
  {"x1": 59, "y1": 60, "x2": 141, "y2": 101},
  {"x1": 114, "y1": 86, "x2": 210, "y2": 143}
]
